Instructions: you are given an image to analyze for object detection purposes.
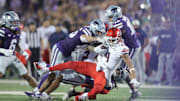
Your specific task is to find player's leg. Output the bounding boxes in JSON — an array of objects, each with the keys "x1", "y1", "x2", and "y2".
[
  {"x1": 13, "y1": 56, "x2": 37, "y2": 88},
  {"x1": 44, "y1": 74, "x2": 63, "y2": 94},
  {"x1": 22, "y1": 73, "x2": 37, "y2": 88},
  {"x1": 62, "y1": 71, "x2": 87, "y2": 100},
  {"x1": 48, "y1": 61, "x2": 81, "y2": 72},
  {"x1": 155, "y1": 53, "x2": 165, "y2": 83},
  {"x1": 121, "y1": 48, "x2": 140, "y2": 88},
  {"x1": 39, "y1": 72, "x2": 56, "y2": 93},
  {"x1": 88, "y1": 73, "x2": 106, "y2": 99},
  {"x1": 38, "y1": 73, "x2": 49, "y2": 89},
  {"x1": 0, "y1": 72, "x2": 3, "y2": 78},
  {"x1": 0, "y1": 56, "x2": 14, "y2": 78},
  {"x1": 165, "y1": 53, "x2": 173, "y2": 84},
  {"x1": 75, "y1": 72, "x2": 106, "y2": 100},
  {"x1": 37, "y1": 44, "x2": 66, "y2": 99},
  {"x1": 35, "y1": 45, "x2": 59, "y2": 93}
]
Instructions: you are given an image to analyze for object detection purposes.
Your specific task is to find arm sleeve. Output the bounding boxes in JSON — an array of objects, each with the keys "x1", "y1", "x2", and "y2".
[
  {"x1": 18, "y1": 31, "x2": 29, "y2": 50},
  {"x1": 123, "y1": 16, "x2": 136, "y2": 35}
]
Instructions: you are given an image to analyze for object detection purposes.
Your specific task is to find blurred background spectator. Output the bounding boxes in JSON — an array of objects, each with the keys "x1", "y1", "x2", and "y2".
[{"x1": 0, "y1": 0, "x2": 179, "y2": 86}]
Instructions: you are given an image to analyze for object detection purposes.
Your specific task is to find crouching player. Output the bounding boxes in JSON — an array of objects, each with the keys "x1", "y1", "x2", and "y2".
[{"x1": 0, "y1": 11, "x2": 37, "y2": 89}]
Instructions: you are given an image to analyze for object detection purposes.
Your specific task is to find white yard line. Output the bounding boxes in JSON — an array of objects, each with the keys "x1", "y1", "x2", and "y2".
[{"x1": 138, "y1": 99, "x2": 180, "y2": 101}]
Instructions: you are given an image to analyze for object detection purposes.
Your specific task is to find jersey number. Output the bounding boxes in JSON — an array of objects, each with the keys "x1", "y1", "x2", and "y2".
[{"x1": 9, "y1": 39, "x2": 17, "y2": 51}]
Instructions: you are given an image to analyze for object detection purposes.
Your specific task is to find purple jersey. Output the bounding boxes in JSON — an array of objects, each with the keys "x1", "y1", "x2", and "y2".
[
  {"x1": 0, "y1": 27, "x2": 20, "y2": 55},
  {"x1": 112, "y1": 16, "x2": 141, "y2": 48},
  {"x1": 57, "y1": 26, "x2": 93, "y2": 57}
]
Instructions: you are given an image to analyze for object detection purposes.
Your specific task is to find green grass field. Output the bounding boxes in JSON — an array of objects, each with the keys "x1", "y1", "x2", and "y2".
[{"x1": 0, "y1": 80, "x2": 180, "y2": 101}]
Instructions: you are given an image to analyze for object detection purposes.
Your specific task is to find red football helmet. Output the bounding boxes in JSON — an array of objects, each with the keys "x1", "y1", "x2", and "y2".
[{"x1": 105, "y1": 28, "x2": 123, "y2": 45}]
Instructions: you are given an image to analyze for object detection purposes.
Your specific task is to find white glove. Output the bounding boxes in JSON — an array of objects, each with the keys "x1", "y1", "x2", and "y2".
[
  {"x1": 22, "y1": 51, "x2": 30, "y2": 60},
  {"x1": 94, "y1": 45, "x2": 107, "y2": 54},
  {"x1": 0, "y1": 48, "x2": 14, "y2": 56},
  {"x1": 130, "y1": 79, "x2": 141, "y2": 89}
]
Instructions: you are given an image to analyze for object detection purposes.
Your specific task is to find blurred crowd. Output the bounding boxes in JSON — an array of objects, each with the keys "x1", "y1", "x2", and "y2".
[{"x1": 0, "y1": 0, "x2": 180, "y2": 86}]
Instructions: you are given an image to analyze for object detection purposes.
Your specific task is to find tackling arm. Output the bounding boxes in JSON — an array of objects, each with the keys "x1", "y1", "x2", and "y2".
[
  {"x1": 80, "y1": 35, "x2": 105, "y2": 43},
  {"x1": 120, "y1": 54, "x2": 136, "y2": 79}
]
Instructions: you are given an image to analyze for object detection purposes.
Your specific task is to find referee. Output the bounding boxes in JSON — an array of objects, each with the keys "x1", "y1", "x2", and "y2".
[{"x1": 26, "y1": 21, "x2": 42, "y2": 79}]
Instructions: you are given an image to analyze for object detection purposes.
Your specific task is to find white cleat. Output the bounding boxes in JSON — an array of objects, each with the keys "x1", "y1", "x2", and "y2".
[
  {"x1": 74, "y1": 93, "x2": 89, "y2": 101},
  {"x1": 127, "y1": 90, "x2": 142, "y2": 101},
  {"x1": 41, "y1": 92, "x2": 49, "y2": 101}
]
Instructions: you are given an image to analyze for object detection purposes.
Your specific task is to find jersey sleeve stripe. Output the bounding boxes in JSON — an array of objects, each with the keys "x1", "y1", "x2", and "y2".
[
  {"x1": 114, "y1": 24, "x2": 123, "y2": 29},
  {"x1": 82, "y1": 28, "x2": 91, "y2": 36},
  {"x1": 115, "y1": 20, "x2": 121, "y2": 24},
  {"x1": 0, "y1": 29, "x2": 5, "y2": 34},
  {"x1": 0, "y1": 33, "x2": 5, "y2": 37},
  {"x1": 84, "y1": 28, "x2": 92, "y2": 36},
  {"x1": 82, "y1": 30, "x2": 89, "y2": 36}
]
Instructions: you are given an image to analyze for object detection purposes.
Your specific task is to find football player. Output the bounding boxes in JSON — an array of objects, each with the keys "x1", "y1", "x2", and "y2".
[
  {"x1": 0, "y1": 11, "x2": 37, "y2": 90},
  {"x1": 105, "y1": 5, "x2": 142, "y2": 100}
]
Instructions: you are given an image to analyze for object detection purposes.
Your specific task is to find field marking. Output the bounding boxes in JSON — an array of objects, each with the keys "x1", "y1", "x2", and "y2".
[
  {"x1": 135, "y1": 99, "x2": 179, "y2": 101},
  {"x1": 0, "y1": 91, "x2": 66, "y2": 95},
  {"x1": 0, "y1": 91, "x2": 180, "y2": 101},
  {"x1": 1, "y1": 79, "x2": 180, "y2": 89}
]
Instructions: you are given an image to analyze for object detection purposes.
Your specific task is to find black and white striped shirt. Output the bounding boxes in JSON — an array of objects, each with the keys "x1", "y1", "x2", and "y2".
[{"x1": 26, "y1": 29, "x2": 41, "y2": 48}]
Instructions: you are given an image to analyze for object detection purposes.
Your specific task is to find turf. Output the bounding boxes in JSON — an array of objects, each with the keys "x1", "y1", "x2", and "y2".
[{"x1": 0, "y1": 82, "x2": 180, "y2": 101}]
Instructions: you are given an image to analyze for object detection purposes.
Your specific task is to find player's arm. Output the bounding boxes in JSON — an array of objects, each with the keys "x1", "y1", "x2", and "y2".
[
  {"x1": 121, "y1": 16, "x2": 136, "y2": 35},
  {"x1": 120, "y1": 54, "x2": 136, "y2": 79},
  {"x1": 87, "y1": 44, "x2": 107, "y2": 55},
  {"x1": 17, "y1": 31, "x2": 32, "y2": 65},
  {"x1": 80, "y1": 35, "x2": 104, "y2": 43}
]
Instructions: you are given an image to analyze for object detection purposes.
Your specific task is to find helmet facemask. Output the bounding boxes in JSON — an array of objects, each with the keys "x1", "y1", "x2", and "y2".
[
  {"x1": 90, "y1": 19, "x2": 106, "y2": 37},
  {"x1": 105, "y1": 28, "x2": 122, "y2": 46},
  {"x1": 1, "y1": 11, "x2": 20, "y2": 31}
]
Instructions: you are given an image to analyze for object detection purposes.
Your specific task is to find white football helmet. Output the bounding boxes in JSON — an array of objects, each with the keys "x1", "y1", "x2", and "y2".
[
  {"x1": 106, "y1": 5, "x2": 122, "y2": 22},
  {"x1": 0, "y1": 11, "x2": 20, "y2": 31},
  {"x1": 89, "y1": 19, "x2": 106, "y2": 36}
]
